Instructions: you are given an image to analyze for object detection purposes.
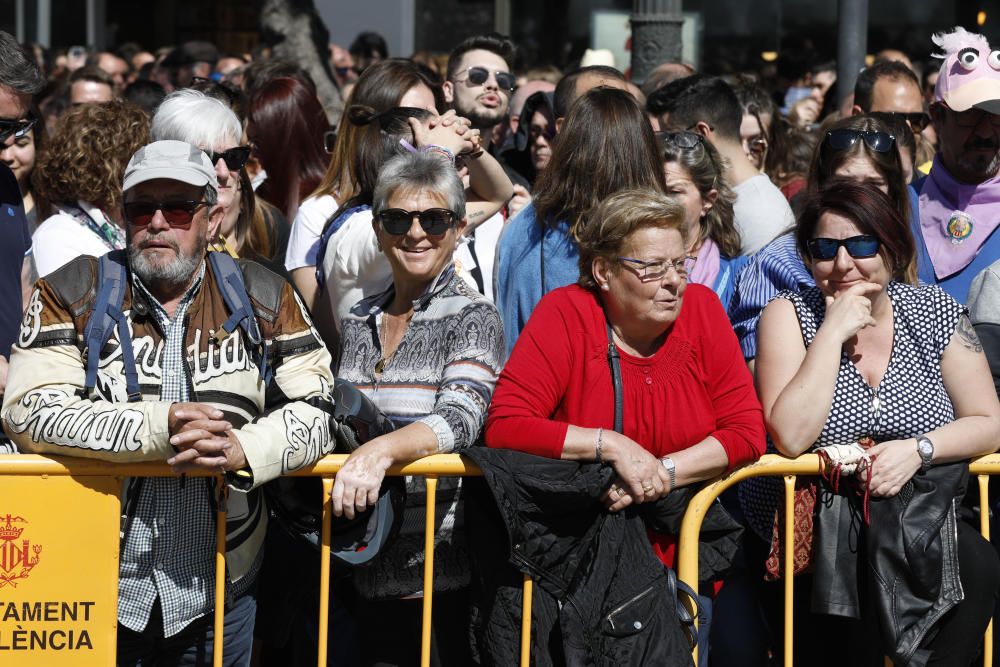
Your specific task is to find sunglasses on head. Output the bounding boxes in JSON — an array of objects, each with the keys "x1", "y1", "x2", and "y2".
[
  {"x1": 205, "y1": 146, "x2": 252, "y2": 171},
  {"x1": 0, "y1": 117, "x2": 37, "y2": 143},
  {"x1": 123, "y1": 200, "x2": 210, "y2": 229},
  {"x1": 806, "y1": 235, "x2": 881, "y2": 261},
  {"x1": 655, "y1": 131, "x2": 704, "y2": 150},
  {"x1": 455, "y1": 66, "x2": 516, "y2": 93},
  {"x1": 825, "y1": 129, "x2": 896, "y2": 153},
  {"x1": 869, "y1": 110, "x2": 931, "y2": 132},
  {"x1": 377, "y1": 208, "x2": 457, "y2": 236}
]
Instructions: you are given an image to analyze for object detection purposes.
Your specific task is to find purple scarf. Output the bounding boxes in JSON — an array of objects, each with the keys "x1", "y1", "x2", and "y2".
[
  {"x1": 919, "y1": 155, "x2": 1000, "y2": 279},
  {"x1": 688, "y1": 237, "x2": 721, "y2": 289}
]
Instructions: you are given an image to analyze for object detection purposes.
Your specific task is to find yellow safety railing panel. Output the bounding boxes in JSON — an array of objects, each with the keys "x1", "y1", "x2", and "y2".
[{"x1": 677, "y1": 453, "x2": 1000, "y2": 667}]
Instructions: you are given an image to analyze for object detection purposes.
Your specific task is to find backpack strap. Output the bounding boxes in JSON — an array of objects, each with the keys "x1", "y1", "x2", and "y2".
[
  {"x1": 208, "y1": 251, "x2": 272, "y2": 383},
  {"x1": 83, "y1": 251, "x2": 142, "y2": 402},
  {"x1": 315, "y1": 204, "x2": 372, "y2": 289}
]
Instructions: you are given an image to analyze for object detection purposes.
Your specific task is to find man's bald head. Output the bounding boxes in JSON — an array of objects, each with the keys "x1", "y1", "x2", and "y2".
[{"x1": 553, "y1": 65, "x2": 628, "y2": 120}]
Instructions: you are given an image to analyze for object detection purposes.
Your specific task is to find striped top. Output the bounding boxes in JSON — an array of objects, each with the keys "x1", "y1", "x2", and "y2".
[
  {"x1": 728, "y1": 232, "x2": 814, "y2": 359},
  {"x1": 337, "y1": 265, "x2": 505, "y2": 598}
]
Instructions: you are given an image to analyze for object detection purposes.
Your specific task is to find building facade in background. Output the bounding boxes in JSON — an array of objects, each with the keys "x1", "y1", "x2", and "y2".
[{"x1": 0, "y1": 0, "x2": 993, "y2": 73}]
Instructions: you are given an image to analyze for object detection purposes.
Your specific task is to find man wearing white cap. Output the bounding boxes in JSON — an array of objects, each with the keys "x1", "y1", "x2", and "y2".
[
  {"x1": 919, "y1": 26, "x2": 1000, "y2": 301},
  {"x1": 2, "y1": 139, "x2": 336, "y2": 664}
]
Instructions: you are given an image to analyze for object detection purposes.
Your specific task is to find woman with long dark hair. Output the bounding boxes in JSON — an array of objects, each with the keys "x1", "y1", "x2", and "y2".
[
  {"x1": 494, "y1": 86, "x2": 667, "y2": 353},
  {"x1": 247, "y1": 76, "x2": 329, "y2": 224}
]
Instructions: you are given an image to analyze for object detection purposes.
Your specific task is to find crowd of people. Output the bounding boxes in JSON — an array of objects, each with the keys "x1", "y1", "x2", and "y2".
[{"x1": 0, "y1": 17, "x2": 999, "y2": 667}]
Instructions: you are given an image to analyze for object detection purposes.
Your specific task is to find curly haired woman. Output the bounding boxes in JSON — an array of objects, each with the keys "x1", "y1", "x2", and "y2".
[{"x1": 32, "y1": 99, "x2": 150, "y2": 277}]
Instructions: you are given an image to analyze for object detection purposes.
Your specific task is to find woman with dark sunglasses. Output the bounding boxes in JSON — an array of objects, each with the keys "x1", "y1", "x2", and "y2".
[
  {"x1": 751, "y1": 180, "x2": 1000, "y2": 666},
  {"x1": 332, "y1": 150, "x2": 504, "y2": 666},
  {"x1": 152, "y1": 88, "x2": 289, "y2": 273}
]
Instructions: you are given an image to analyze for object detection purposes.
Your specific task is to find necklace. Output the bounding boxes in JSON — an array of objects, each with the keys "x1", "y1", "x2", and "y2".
[{"x1": 374, "y1": 309, "x2": 414, "y2": 375}]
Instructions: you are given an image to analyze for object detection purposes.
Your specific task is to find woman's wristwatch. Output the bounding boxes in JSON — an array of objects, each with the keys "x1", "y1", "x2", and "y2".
[
  {"x1": 916, "y1": 435, "x2": 935, "y2": 471},
  {"x1": 661, "y1": 456, "x2": 676, "y2": 491}
]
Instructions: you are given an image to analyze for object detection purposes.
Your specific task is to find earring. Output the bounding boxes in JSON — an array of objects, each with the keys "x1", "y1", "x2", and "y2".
[{"x1": 600, "y1": 283, "x2": 610, "y2": 291}]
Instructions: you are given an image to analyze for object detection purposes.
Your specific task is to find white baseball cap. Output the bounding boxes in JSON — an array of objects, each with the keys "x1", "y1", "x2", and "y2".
[{"x1": 123, "y1": 139, "x2": 219, "y2": 192}]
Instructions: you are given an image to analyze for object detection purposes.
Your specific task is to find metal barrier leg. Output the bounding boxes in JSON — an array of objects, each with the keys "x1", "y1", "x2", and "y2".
[
  {"x1": 520, "y1": 575, "x2": 533, "y2": 667},
  {"x1": 214, "y1": 477, "x2": 228, "y2": 667},
  {"x1": 318, "y1": 478, "x2": 334, "y2": 667},
  {"x1": 421, "y1": 476, "x2": 438, "y2": 667},
  {"x1": 783, "y1": 475, "x2": 795, "y2": 667},
  {"x1": 980, "y1": 475, "x2": 993, "y2": 667}
]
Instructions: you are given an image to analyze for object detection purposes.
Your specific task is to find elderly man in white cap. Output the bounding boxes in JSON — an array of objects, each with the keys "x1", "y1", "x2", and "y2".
[
  {"x1": 919, "y1": 26, "x2": 1000, "y2": 302},
  {"x1": 2, "y1": 139, "x2": 335, "y2": 664}
]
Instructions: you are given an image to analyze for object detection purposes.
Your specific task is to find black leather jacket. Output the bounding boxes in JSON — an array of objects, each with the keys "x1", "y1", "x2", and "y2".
[
  {"x1": 464, "y1": 447, "x2": 694, "y2": 667},
  {"x1": 813, "y1": 462, "x2": 967, "y2": 666}
]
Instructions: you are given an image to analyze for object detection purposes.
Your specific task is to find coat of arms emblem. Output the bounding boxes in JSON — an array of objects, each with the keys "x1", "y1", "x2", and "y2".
[{"x1": 0, "y1": 514, "x2": 42, "y2": 588}]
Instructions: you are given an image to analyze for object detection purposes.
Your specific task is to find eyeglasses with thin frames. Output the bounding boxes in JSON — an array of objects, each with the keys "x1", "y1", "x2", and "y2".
[{"x1": 617, "y1": 255, "x2": 696, "y2": 282}]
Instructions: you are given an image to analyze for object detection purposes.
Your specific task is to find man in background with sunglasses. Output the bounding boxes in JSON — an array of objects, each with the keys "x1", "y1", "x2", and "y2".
[
  {"x1": 850, "y1": 60, "x2": 934, "y2": 170},
  {"x1": 2, "y1": 138, "x2": 336, "y2": 663},
  {"x1": 444, "y1": 33, "x2": 520, "y2": 301},
  {"x1": 650, "y1": 74, "x2": 795, "y2": 255},
  {"x1": 0, "y1": 31, "x2": 44, "y2": 454},
  {"x1": 918, "y1": 27, "x2": 1000, "y2": 303}
]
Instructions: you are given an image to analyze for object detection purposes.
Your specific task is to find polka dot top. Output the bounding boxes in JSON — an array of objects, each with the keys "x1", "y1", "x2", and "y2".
[
  {"x1": 740, "y1": 281, "x2": 966, "y2": 540},
  {"x1": 788, "y1": 282, "x2": 963, "y2": 446}
]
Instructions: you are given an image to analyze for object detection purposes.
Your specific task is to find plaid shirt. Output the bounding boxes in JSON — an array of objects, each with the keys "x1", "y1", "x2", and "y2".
[{"x1": 118, "y1": 264, "x2": 260, "y2": 637}]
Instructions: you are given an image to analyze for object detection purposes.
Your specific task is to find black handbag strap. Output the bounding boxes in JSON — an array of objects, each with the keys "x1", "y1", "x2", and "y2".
[{"x1": 605, "y1": 320, "x2": 623, "y2": 433}]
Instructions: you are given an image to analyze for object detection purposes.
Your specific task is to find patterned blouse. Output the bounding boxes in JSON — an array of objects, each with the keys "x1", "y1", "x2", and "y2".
[
  {"x1": 740, "y1": 281, "x2": 965, "y2": 540},
  {"x1": 337, "y1": 264, "x2": 505, "y2": 598}
]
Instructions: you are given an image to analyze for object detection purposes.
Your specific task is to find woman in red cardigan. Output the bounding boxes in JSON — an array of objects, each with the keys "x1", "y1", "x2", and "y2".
[{"x1": 485, "y1": 187, "x2": 765, "y2": 520}]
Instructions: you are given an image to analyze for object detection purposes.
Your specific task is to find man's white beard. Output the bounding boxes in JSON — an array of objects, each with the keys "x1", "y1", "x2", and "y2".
[{"x1": 128, "y1": 235, "x2": 206, "y2": 292}]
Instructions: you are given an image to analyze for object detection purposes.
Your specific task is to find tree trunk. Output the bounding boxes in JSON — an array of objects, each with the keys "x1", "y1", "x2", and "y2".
[{"x1": 260, "y1": 0, "x2": 344, "y2": 127}]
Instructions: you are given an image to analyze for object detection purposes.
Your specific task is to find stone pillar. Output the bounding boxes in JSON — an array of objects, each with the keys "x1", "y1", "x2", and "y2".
[
  {"x1": 630, "y1": 0, "x2": 684, "y2": 86},
  {"x1": 836, "y1": 0, "x2": 868, "y2": 111}
]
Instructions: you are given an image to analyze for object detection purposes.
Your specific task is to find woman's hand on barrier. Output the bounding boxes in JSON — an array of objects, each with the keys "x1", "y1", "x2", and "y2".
[
  {"x1": 864, "y1": 438, "x2": 921, "y2": 497},
  {"x1": 602, "y1": 431, "x2": 670, "y2": 505},
  {"x1": 331, "y1": 439, "x2": 394, "y2": 520},
  {"x1": 820, "y1": 282, "x2": 881, "y2": 343}
]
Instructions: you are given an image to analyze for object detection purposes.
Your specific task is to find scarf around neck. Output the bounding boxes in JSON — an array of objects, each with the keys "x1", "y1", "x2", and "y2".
[{"x1": 919, "y1": 155, "x2": 1000, "y2": 280}]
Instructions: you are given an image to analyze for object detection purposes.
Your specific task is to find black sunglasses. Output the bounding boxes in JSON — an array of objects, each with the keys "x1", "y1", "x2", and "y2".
[
  {"x1": 806, "y1": 235, "x2": 881, "y2": 261},
  {"x1": 825, "y1": 129, "x2": 896, "y2": 153},
  {"x1": 377, "y1": 208, "x2": 457, "y2": 236},
  {"x1": 655, "y1": 130, "x2": 704, "y2": 149},
  {"x1": 124, "y1": 200, "x2": 210, "y2": 229},
  {"x1": 869, "y1": 110, "x2": 931, "y2": 132},
  {"x1": 205, "y1": 146, "x2": 251, "y2": 172},
  {"x1": 455, "y1": 66, "x2": 516, "y2": 93},
  {"x1": 0, "y1": 117, "x2": 37, "y2": 143}
]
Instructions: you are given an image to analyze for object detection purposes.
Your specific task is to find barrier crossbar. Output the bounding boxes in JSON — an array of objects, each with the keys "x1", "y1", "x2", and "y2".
[
  {"x1": 0, "y1": 454, "x2": 527, "y2": 667},
  {"x1": 676, "y1": 453, "x2": 1000, "y2": 667},
  {"x1": 9, "y1": 451, "x2": 999, "y2": 666}
]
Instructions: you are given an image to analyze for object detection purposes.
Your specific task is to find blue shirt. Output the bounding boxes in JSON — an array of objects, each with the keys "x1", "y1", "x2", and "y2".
[{"x1": 494, "y1": 203, "x2": 579, "y2": 355}]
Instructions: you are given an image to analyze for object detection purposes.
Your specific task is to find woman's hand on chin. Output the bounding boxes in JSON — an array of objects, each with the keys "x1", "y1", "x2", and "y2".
[
  {"x1": 602, "y1": 431, "x2": 672, "y2": 510},
  {"x1": 331, "y1": 438, "x2": 394, "y2": 520},
  {"x1": 863, "y1": 438, "x2": 922, "y2": 497}
]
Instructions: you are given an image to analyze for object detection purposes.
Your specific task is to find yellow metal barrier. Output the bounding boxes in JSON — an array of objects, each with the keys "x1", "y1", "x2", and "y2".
[
  {"x1": 0, "y1": 454, "x2": 537, "y2": 667},
  {"x1": 677, "y1": 453, "x2": 1000, "y2": 667}
]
